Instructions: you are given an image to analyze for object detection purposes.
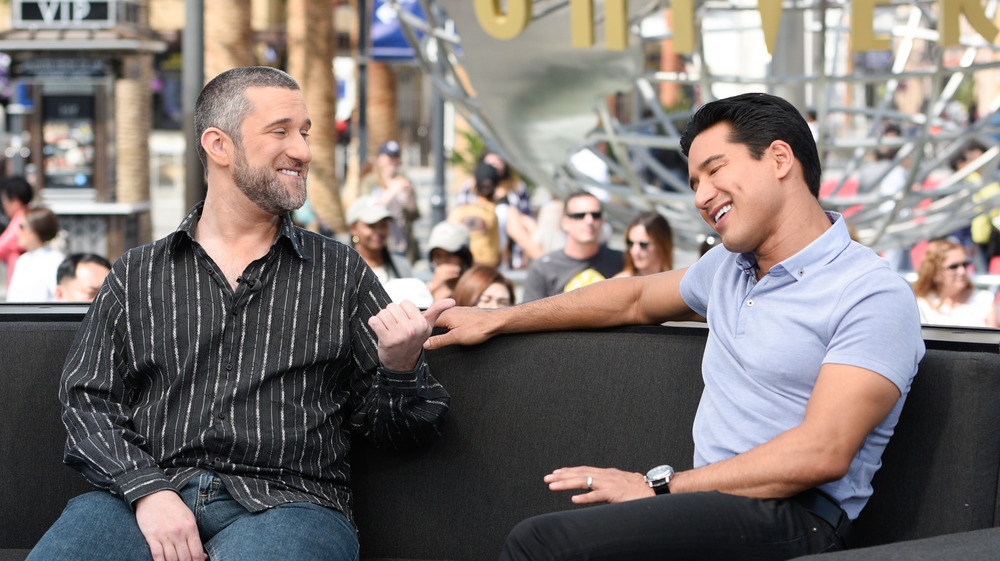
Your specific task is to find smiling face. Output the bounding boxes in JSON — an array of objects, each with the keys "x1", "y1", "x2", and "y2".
[
  {"x1": 350, "y1": 218, "x2": 390, "y2": 256},
  {"x1": 934, "y1": 247, "x2": 972, "y2": 299},
  {"x1": 561, "y1": 194, "x2": 604, "y2": 248},
  {"x1": 231, "y1": 87, "x2": 312, "y2": 215},
  {"x1": 625, "y1": 224, "x2": 663, "y2": 275},
  {"x1": 688, "y1": 122, "x2": 785, "y2": 257}
]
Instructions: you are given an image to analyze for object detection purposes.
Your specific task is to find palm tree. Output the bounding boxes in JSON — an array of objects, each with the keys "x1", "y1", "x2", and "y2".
[
  {"x1": 287, "y1": 0, "x2": 346, "y2": 232},
  {"x1": 204, "y1": 0, "x2": 254, "y2": 81},
  {"x1": 366, "y1": 61, "x2": 399, "y2": 163},
  {"x1": 115, "y1": 0, "x2": 155, "y2": 246},
  {"x1": 342, "y1": 0, "x2": 400, "y2": 208}
]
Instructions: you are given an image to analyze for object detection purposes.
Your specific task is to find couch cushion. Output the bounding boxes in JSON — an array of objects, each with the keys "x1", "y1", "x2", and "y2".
[
  {"x1": 852, "y1": 338, "x2": 1000, "y2": 546},
  {"x1": 793, "y1": 527, "x2": 1000, "y2": 560},
  {"x1": 351, "y1": 325, "x2": 708, "y2": 561},
  {"x1": 0, "y1": 318, "x2": 93, "y2": 550}
]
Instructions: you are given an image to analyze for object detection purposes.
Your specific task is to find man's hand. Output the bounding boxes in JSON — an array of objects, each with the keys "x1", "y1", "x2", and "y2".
[
  {"x1": 427, "y1": 264, "x2": 464, "y2": 300},
  {"x1": 544, "y1": 466, "x2": 655, "y2": 505},
  {"x1": 134, "y1": 490, "x2": 206, "y2": 561},
  {"x1": 422, "y1": 306, "x2": 496, "y2": 350},
  {"x1": 383, "y1": 176, "x2": 417, "y2": 212},
  {"x1": 370, "y1": 299, "x2": 455, "y2": 371}
]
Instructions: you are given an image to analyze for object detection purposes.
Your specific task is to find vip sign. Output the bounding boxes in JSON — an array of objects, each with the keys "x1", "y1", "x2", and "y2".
[
  {"x1": 474, "y1": 0, "x2": 999, "y2": 54},
  {"x1": 12, "y1": 0, "x2": 140, "y2": 30}
]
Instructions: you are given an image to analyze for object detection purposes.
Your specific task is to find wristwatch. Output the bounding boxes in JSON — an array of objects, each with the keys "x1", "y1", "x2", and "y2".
[{"x1": 645, "y1": 464, "x2": 674, "y2": 495}]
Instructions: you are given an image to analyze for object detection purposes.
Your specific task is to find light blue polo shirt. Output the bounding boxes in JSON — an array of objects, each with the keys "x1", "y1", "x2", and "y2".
[{"x1": 679, "y1": 212, "x2": 924, "y2": 519}]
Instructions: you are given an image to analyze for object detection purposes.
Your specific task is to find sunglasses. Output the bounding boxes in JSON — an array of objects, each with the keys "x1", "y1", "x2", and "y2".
[
  {"x1": 626, "y1": 240, "x2": 650, "y2": 249},
  {"x1": 566, "y1": 211, "x2": 603, "y2": 220},
  {"x1": 941, "y1": 261, "x2": 972, "y2": 271}
]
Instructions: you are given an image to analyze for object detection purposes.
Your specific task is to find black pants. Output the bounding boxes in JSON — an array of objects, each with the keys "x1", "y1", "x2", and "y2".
[{"x1": 498, "y1": 491, "x2": 851, "y2": 561}]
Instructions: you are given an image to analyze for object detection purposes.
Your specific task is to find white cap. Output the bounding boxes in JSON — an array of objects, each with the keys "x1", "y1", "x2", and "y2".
[
  {"x1": 346, "y1": 196, "x2": 392, "y2": 225},
  {"x1": 427, "y1": 221, "x2": 471, "y2": 253}
]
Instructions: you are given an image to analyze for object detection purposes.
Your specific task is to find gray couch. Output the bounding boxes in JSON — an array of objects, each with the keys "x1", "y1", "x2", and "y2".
[{"x1": 2, "y1": 307, "x2": 999, "y2": 560}]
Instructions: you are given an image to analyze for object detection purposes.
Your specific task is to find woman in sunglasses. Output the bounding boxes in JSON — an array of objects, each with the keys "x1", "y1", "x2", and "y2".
[
  {"x1": 912, "y1": 238, "x2": 998, "y2": 327},
  {"x1": 615, "y1": 211, "x2": 674, "y2": 278}
]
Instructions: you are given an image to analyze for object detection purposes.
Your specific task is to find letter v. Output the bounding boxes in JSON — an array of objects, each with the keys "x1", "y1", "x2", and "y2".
[{"x1": 38, "y1": 0, "x2": 59, "y2": 24}]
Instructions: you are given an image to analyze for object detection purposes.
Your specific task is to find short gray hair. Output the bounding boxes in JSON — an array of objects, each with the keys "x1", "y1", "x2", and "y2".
[{"x1": 194, "y1": 66, "x2": 300, "y2": 167}]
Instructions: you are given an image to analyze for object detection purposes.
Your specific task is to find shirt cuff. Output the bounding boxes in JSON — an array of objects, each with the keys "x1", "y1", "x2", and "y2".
[
  {"x1": 114, "y1": 466, "x2": 176, "y2": 507},
  {"x1": 377, "y1": 353, "x2": 430, "y2": 394}
]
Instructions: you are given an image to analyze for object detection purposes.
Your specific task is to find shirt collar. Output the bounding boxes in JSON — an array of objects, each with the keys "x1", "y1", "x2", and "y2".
[
  {"x1": 167, "y1": 201, "x2": 310, "y2": 260},
  {"x1": 734, "y1": 211, "x2": 849, "y2": 280}
]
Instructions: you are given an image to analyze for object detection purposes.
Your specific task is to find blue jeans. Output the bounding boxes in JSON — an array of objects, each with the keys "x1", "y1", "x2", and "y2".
[{"x1": 26, "y1": 472, "x2": 359, "y2": 561}]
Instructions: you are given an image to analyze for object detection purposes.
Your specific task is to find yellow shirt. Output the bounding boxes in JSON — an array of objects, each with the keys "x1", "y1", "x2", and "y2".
[{"x1": 449, "y1": 201, "x2": 500, "y2": 266}]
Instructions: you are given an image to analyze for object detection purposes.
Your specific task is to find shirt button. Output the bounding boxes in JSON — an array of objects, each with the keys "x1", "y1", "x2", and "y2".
[
  {"x1": 747, "y1": 299, "x2": 755, "y2": 307},
  {"x1": 218, "y1": 412, "x2": 226, "y2": 420},
  {"x1": 798, "y1": 268, "x2": 805, "y2": 276},
  {"x1": 225, "y1": 363, "x2": 233, "y2": 371}
]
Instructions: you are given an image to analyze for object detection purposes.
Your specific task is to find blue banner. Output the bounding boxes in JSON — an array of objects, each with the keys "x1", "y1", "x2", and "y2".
[{"x1": 372, "y1": 0, "x2": 425, "y2": 61}]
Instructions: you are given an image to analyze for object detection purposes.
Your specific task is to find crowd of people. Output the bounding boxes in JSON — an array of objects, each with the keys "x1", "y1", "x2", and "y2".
[
  {"x1": 3, "y1": 132, "x2": 1000, "y2": 328},
  {"x1": 0, "y1": 176, "x2": 112, "y2": 303},
  {"x1": 336, "y1": 138, "x2": 1000, "y2": 329}
]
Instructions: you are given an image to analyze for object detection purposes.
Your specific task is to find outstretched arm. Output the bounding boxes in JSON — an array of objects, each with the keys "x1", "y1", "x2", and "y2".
[
  {"x1": 546, "y1": 364, "x2": 901, "y2": 504},
  {"x1": 425, "y1": 268, "x2": 700, "y2": 350}
]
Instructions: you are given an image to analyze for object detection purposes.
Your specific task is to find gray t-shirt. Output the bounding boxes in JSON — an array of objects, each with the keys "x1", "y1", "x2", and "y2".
[{"x1": 521, "y1": 245, "x2": 624, "y2": 302}]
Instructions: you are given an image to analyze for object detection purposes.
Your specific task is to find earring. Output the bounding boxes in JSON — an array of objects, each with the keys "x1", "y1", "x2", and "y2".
[{"x1": 352, "y1": 235, "x2": 360, "y2": 244}]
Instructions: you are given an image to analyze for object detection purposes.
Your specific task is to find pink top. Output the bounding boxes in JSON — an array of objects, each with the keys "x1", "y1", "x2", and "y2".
[{"x1": 0, "y1": 208, "x2": 26, "y2": 285}]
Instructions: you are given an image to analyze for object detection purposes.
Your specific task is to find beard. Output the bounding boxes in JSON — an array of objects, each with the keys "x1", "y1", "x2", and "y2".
[{"x1": 233, "y1": 147, "x2": 308, "y2": 215}]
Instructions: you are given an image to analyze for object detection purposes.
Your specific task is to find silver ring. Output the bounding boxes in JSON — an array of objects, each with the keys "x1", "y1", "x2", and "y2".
[{"x1": 586, "y1": 476, "x2": 593, "y2": 491}]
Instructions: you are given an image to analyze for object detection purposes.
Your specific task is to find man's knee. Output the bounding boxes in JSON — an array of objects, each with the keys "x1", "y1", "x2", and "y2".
[
  {"x1": 500, "y1": 513, "x2": 567, "y2": 561},
  {"x1": 27, "y1": 492, "x2": 151, "y2": 561}
]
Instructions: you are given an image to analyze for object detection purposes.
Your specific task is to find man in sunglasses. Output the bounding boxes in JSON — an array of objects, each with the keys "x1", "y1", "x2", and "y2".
[{"x1": 521, "y1": 191, "x2": 623, "y2": 302}]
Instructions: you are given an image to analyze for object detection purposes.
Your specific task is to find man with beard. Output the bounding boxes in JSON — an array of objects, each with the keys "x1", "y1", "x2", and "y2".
[{"x1": 27, "y1": 66, "x2": 454, "y2": 561}]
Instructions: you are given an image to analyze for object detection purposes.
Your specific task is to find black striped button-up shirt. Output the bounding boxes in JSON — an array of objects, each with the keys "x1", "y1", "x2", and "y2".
[{"x1": 59, "y1": 204, "x2": 450, "y2": 524}]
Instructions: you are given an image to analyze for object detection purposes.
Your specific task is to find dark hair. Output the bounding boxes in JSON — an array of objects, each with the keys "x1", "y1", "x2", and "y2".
[
  {"x1": 474, "y1": 162, "x2": 499, "y2": 199},
  {"x1": 56, "y1": 253, "x2": 112, "y2": 285},
  {"x1": 194, "y1": 66, "x2": 301, "y2": 168},
  {"x1": 442, "y1": 247, "x2": 475, "y2": 271},
  {"x1": 23, "y1": 207, "x2": 60, "y2": 243},
  {"x1": 949, "y1": 139, "x2": 988, "y2": 172},
  {"x1": 563, "y1": 190, "x2": 601, "y2": 215},
  {"x1": 875, "y1": 123, "x2": 904, "y2": 161},
  {"x1": 621, "y1": 211, "x2": 673, "y2": 275},
  {"x1": 0, "y1": 176, "x2": 34, "y2": 206},
  {"x1": 680, "y1": 93, "x2": 822, "y2": 197},
  {"x1": 477, "y1": 150, "x2": 512, "y2": 181},
  {"x1": 452, "y1": 265, "x2": 516, "y2": 307}
]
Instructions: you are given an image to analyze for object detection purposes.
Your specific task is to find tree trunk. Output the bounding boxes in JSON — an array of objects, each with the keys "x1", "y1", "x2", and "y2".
[
  {"x1": 115, "y1": 1, "x2": 154, "y2": 245},
  {"x1": 366, "y1": 61, "x2": 398, "y2": 163},
  {"x1": 204, "y1": 0, "x2": 254, "y2": 81},
  {"x1": 287, "y1": 0, "x2": 345, "y2": 232}
]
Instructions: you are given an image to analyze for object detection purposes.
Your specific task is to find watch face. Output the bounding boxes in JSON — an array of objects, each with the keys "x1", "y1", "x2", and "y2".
[{"x1": 646, "y1": 465, "x2": 674, "y2": 481}]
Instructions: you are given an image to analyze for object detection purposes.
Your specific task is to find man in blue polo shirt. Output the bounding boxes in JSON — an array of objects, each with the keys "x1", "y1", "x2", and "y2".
[{"x1": 425, "y1": 93, "x2": 924, "y2": 560}]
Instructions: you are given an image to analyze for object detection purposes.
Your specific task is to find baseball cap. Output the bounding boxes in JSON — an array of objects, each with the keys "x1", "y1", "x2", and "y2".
[
  {"x1": 378, "y1": 140, "x2": 401, "y2": 158},
  {"x1": 346, "y1": 196, "x2": 392, "y2": 225},
  {"x1": 474, "y1": 161, "x2": 499, "y2": 187},
  {"x1": 428, "y1": 221, "x2": 471, "y2": 254}
]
